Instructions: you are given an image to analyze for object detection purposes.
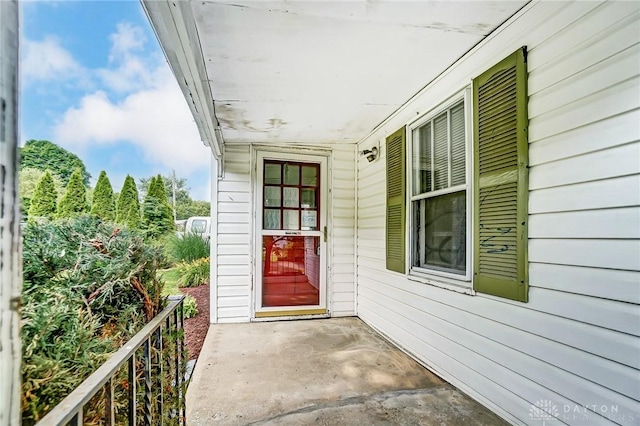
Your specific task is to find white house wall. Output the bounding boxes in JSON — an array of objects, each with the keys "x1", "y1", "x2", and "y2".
[
  {"x1": 356, "y1": 1, "x2": 640, "y2": 425},
  {"x1": 212, "y1": 144, "x2": 356, "y2": 323}
]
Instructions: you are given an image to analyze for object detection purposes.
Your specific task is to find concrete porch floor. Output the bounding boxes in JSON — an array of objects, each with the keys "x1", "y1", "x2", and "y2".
[{"x1": 186, "y1": 317, "x2": 507, "y2": 425}]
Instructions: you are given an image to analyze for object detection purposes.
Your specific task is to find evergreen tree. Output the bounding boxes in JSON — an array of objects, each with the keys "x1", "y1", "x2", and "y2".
[
  {"x1": 57, "y1": 169, "x2": 88, "y2": 218},
  {"x1": 139, "y1": 174, "x2": 209, "y2": 220},
  {"x1": 125, "y1": 202, "x2": 142, "y2": 229},
  {"x1": 90, "y1": 171, "x2": 116, "y2": 221},
  {"x1": 28, "y1": 171, "x2": 58, "y2": 220},
  {"x1": 142, "y1": 175, "x2": 175, "y2": 238},
  {"x1": 116, "y1": 175, "x2": 140, "y2": 228},
  {"x1": 19, "y1": 167, "x2": 65, "y2": 218}
]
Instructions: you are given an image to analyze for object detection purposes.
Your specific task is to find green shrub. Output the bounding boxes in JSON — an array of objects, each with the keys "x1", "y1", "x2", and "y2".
[
  {"x1": 57, "y1": 169, "x2": 88, "y2": 218},
  {"x1": 21, "y1": 215, "x2": 167, "y2": 424},
  {"x1": 175, "y1": 257, "x2": 210, "y2": 287},
  {"x1": 115, "y1": 175, "x2": 140, "y2": 228},
  {"x1": 142, "y1": 175, "x2": 175, "y2": 239},
  {"x1": 166, "y1": 233, "x2": 210, "y2": 264},
  {"x1": 27, "y1": 171, "x2": 58, "y2": 220},
  {"x1": 183, "y1": 295, "x2": 198, "y2": 319},
  {"x1": 90, "y1": 170, "x2": 115, "y2": 221}
]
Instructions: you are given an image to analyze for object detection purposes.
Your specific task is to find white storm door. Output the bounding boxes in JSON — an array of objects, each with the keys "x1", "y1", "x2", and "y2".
[{"x1": 255, "y1": 152, "x2": 327, "y2": 317}]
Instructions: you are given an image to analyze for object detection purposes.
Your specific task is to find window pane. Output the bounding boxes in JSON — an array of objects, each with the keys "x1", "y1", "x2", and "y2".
[
  {"x1": 301, "y1": 166, "x2": 318, "y2": 186},
  {"x1": 413, "y1": 191, "x2": 466, "y2": 274},
  {"x1": 301, "y1": 188, "x2": 316, "y2": 208},
  {"x1": 412, "y1": 123, "x2": 432, "y2": 195},
  {"x1": 265, "y1": 163, "x2": 281, "y2": 184},
  {"x1": 284, "y1": 164, "x2": 299, "y2": 185},
  {"x1": 264, "y1": 209, "x2": 281, "y2": 230},
  {"x1": 283, "y1": 210, "x2": 299, "y2": 230},
  {"x1": 264, "y1": 186, "x2": 281, "y2": 207},
  {"x1": 433, "y1": 112, "x2": 449, "y2": 191},
  {"x1": 283, "y1": 187, "x2": 298, "y2": 208},
  {"x1": 451, "y1": 101, "x2": 466, "y2": 186}
]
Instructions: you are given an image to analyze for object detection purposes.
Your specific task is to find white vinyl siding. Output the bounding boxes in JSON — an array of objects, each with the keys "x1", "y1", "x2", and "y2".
[
  {"x1": 212, "y1": 144, "x2": 356, "y2": 322},
  {"x1": 215, "y1": 145, "x2": 252, "y2": 323},
  {"x1": 356, "y1": 1, "x2": 640, "y2": 425}
]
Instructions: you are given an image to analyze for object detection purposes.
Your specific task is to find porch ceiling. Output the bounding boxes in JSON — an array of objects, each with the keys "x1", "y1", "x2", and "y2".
[{"x1": 143, "y1": 0, "x2": 528, "y2": 152}]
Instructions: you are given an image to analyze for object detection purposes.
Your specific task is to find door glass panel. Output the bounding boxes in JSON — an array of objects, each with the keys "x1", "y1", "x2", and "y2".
[
  {"x1": 283, "y1": 210, "x2": 299, "y2": 230},
  {"x1": 264, "y1": 209, "x2": 281, "y2": 230},
  {"x1": 283, "y1": 164, "x2": 299, "y2": 185},
  {"x1": 301, "y1": 166, "x2": 317, "y2": 186},
  {"x1": 265, "y1": 163, "x2": 281, "y2": 184},
  {"x1": 283, "y1": 187, "x2": 299, "y2": 208},
  {"x1": 301, "y1": 188, "x2": 316, "y2": 208},
  {"x1": 262, "y1": 236, "x2": 320, "y2": 307},
  {"x1": 301, "y1": 210, "x2": 317, "y2": 230},
  {"x1": 264, "y1": 186, "x2": 281, "y2": 207}
]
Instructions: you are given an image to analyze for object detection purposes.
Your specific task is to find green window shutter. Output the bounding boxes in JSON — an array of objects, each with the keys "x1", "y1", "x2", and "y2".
[
  {"x1": 472, "y1": 47, "x2": 529, "y2": 302},
  {"x1": 386, "y1": 127, "x2": 406, "y2": 273}
]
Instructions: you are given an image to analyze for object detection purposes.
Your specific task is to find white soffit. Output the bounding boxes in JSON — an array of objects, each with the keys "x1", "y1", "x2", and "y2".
[{"x1": 190, "y1": 0, "x2": 528, "y2": 144}]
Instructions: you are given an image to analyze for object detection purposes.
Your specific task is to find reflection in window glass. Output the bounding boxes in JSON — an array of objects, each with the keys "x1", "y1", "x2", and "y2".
[
  {"x1": 264, "y1": 186, "x2": 281, "y2": 207},
  {"x1": 284, "y1": 164, "x2": 299, "y2": 185},
  {"x1": 301, "y1": 166, "x2": 317, "y2": 186},
  {"x1": 264, "y1": 209, "x2": 281, "y2": 230},
  {"x1": 301, "y1": 188, "x2": 316, "y2": 208},
  {"x1": 265, "y1": 163, "x2": 281, "y2": 184},
  {"x1": 283, "y1": 187, "x2": 299, "y2": 208},
  {"x1": 283, "y1": 210, "x2": 299, "y2": 230},
  {"x1": 413, "y1": 191, "x2": 466, "y2": 274}
]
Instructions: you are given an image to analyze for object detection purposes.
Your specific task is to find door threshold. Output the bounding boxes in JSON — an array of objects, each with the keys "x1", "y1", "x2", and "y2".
[{"x1": 255, "y1": 308, "x2": 327, "y2": 318}]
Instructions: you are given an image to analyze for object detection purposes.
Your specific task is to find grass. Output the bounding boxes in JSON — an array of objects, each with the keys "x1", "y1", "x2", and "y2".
[{"x1": 159, "y1": 269, "x2": 182, "y2": 296}]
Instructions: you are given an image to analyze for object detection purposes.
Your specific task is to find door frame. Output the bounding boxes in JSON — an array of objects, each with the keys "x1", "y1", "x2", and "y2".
[{"x1": 252, "y1": 148, "x2": 330, "y2": 319}]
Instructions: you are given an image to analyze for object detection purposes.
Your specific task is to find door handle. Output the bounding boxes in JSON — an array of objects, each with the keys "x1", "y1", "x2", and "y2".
[{"x1": 323, "y1": 226, "x2": 327, "y2": 243}]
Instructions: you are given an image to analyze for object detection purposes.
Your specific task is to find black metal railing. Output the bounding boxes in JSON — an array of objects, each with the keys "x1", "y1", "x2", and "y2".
[{"x1": 36, "y1": 295, "x2": 187, "y2": 426}]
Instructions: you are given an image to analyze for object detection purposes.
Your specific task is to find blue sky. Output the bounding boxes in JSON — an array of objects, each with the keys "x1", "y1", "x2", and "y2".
[{"x1": 21, "y1": 0, "x2": 211, "y2": 200}]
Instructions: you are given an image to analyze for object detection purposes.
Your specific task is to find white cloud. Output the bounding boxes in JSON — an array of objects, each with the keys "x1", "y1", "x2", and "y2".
[
  {"x1": 108, "y1": 22, "x2": 145, "y2": 61},
  {"x1": 97, "y1": 22, "x2": 163, "y2": 93},
  {"x1": 53, "y1": 69, "x2": 209, "y2": 174},
  {"x1": 52, "y1": 22, "x2": 210, "y2": 176},
  {"x1": 22, "y1": 36, "x2": 84, "y2": 83}
]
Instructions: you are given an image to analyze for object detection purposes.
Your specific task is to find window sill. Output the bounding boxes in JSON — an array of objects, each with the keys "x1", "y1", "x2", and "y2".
[{"x1": 407, "y1": 271, "x2": 475, "y2": 296}]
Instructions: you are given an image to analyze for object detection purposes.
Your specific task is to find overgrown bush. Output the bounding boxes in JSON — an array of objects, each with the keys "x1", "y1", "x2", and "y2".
[
  {"x1": 166, "y1": 233, "x2": 210, "y2": 264},
  {"x1": 183, "y1": 295, "x2": 198, "y2": 319},
  {"x1": 21, "y1": 215, "x2": 167, "y2": 424}
]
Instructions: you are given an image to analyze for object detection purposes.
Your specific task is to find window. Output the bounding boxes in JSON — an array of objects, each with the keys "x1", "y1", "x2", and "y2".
[
  {"x1": 385, "y1": 47, "x2": 529, "y2": 302},
  {"x1": 410, "y1": 99, "x2": 468, "y2": 277}
]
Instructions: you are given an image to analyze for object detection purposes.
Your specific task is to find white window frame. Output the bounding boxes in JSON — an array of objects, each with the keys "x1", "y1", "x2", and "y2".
[{"x1": 407, "y1": 88, "x2": 473, "y2": 289}]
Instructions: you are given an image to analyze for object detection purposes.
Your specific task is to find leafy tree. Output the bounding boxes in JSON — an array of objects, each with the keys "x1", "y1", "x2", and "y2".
[
  {"x1": 90, "y1": 171, "x2": 116, "y2": 221},
  {"x1": 142, "y1": 175, "x2": 175, "y2": 238},
  {"x1": 20, "y1": 139, "x2": 90, "y2": 186},
  {"x1": 57, "y1": 169, "x2": 88, "y2": 218},
  {"x1": 28, "y1": 171, "x2": 58, "y2": 220},
  {"x1": 181, "y1": 199, "x2": 210, "y2": 218},
  {"x1": 139, "y1": 174, "x2": 210, "y2": 220},
  {"x1": 116, "y1": 175, "x2": 140, "y2": 228},
  {"x1": 19, "y1": 167, "x2": 64, "y2": 217}
]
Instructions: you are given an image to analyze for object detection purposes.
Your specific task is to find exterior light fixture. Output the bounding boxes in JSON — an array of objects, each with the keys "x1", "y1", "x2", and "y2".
[{"x1": 361, "y1": 146, "x2": 379, "y2": 163}]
